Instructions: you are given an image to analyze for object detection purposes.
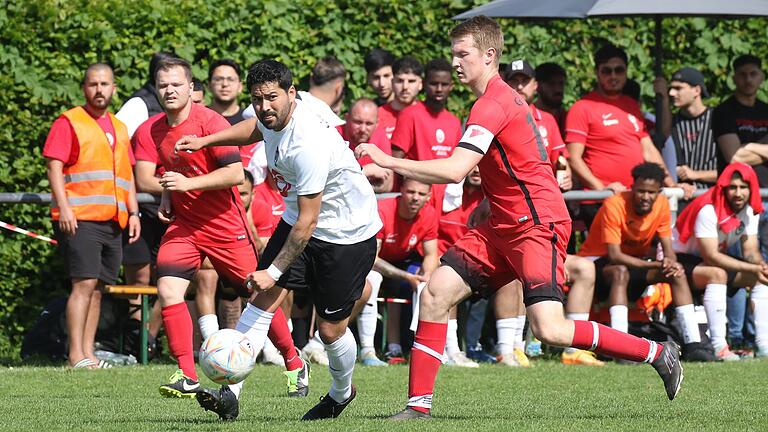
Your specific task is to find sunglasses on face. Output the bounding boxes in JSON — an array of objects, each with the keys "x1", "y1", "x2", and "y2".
[{"x1": 599, "y1": 65, "x2": 627, "y2": 76}]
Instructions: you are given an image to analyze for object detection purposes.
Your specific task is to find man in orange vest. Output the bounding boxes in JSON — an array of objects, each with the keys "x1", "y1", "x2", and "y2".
[{"x1": 43, "y1": 63, "x2": 141, "y2": 369}]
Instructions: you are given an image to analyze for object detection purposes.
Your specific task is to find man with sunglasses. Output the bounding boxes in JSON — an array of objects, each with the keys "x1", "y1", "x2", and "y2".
[{"x1": 565, "y1": 44, "x2": 673, "y2": 226}]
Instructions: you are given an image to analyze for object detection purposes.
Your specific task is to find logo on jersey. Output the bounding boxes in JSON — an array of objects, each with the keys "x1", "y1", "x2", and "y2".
[
  {"x1": 408, "y1": 234, "x2": 418, "y2": 249},
  {"x1": 385, "y1": 233, "x2": 397, "y2": 243},
  {"x1": 627, "y1": 114, "x2": 640, "y2": 132},
  {"x1": 602, "y1": 113, "x2": 619, "y2": 126},
  {"x1": 514, "y1": 96, "x2": 525, "y2": 106},
  {"x1": 736, "y1": 221, "x2": 745, "y2": 236},
  {"x1": 538, "y1": 125, "x2": 550, "y2": 147},
  {"x1": 435, "y1": 128, "x2": 445, "y2": 144},
  {"x1": 269, "y1": 169, "x2": 292, "y2": 197}
]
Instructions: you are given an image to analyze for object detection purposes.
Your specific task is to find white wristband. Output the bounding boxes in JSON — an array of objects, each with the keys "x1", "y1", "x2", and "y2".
[{"x1": 266, "y1": 264, "x2": 283, "y2": 281}]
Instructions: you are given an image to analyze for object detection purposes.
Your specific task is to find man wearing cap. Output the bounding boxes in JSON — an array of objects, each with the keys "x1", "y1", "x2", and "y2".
[{"x1": 667, "y1": 67, "x2": 718, "y2": 191}]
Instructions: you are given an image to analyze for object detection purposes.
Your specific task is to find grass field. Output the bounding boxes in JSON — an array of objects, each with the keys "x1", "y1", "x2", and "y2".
[{"x1": 1, "y1": 359, "x2": 767, "y2": 431}]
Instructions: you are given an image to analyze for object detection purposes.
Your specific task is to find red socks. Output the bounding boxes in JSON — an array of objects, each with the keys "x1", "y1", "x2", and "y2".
[
  {"x1": 571, "y1": 320, "x2": 662, "y2": 363},
  {"x1": 407, "y1": 320, "x2": 448, "y2": 413},
  {"x1": 268, "y1": 307, "x2": 303, "y2": 371},
  {"x1": 161, "y1": 302, "x2": 197, "y2": 380}
]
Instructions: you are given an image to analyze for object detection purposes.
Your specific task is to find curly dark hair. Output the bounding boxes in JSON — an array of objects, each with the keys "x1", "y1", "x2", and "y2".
[
  {"x1": 631, "y1": 162, "x2": 665, "y2": 184},
  {"x1": 246, "y1": 59, "x2": 293, "y2": 93}
]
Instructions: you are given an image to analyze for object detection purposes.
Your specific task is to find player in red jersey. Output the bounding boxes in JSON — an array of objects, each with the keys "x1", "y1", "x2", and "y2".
[
  {"x1": 391, "y1": 58, "x2": 462, "y2": 162},
  {"x1": 356, "y1": 16, "x2": 683, "y2": 419},
  {"x1": 338, "y1": 98, "x2": 394, "y2": 192},
  {"x1": 139, "y1": 57, "x2": 307, "y2": 400},
  {"x1": 377, "y1": 56, "x2": 423, "y2": 140}
]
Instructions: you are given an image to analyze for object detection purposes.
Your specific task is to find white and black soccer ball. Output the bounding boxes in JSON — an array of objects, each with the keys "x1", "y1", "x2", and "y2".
[{"x1": 199, "y1": 329, "x2": 256, "y2": 385}]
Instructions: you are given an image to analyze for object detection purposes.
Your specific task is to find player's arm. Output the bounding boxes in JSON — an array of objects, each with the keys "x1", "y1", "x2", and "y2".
[
  {"x1": 356, "y1": 144, "x2": 481, "y2": 185},
  {"x1": 46, "y1": 157, "x2": 77, "y2": 235},
  {"x1": 718, "y1": 133, "x2": 743, "y2": 164},
  {"x1": 698, "y1": 236, "x2": 762, "y2": 272},
  {"x1": 606, "y1": 243, "x2": 661, "y2": 270},
  {"x1": 161, "y1": 161, "x2": 245, "y2": 192},
  {"x1": 732, "y1": 143, "x2": 768, "y2": 166},
  {"x1": 134, "y1": 161, "x2": 163, "y2": 194},
  {"x1": 373, "y1": 239, "x2": 424, "y2": 283},
  {"x1": 174, "y1": 118, "x2": 263, "y2": 152},
  {"x1": 640, "y1": 136, "x2": 674, "y2": 187},
  {"x1": 126, "y1": 176, "x2": 141, "y2": 243},
  {"x1": 566, "y1": 142, "x2": 605, "y2": 190},
  {"x1": 420, "y1": 239, "x2": 439, "y2": 280}
]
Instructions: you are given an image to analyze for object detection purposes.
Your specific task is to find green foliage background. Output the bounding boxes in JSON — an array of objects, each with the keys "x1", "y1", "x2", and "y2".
[{"x1": 0, "y1": 0, "x2": 766, "y2": 360}]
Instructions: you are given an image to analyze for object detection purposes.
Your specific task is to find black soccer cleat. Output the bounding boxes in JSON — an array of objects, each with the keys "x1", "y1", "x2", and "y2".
[
  {"x1": 301, "y1": 385, "x2": 356, "y2": 420},
  {"x1": 651, "y1": 341, "x2": 684, "y2": 400},
  {"x1": 682, "y1": 342, "x2": 718, "y2": 362},
  {"x1": 389, "y1": 406, "x2": 432, "y2": 420},
  {"x1": 196, "y1": 385, "x2": 239, "y2": 421}
]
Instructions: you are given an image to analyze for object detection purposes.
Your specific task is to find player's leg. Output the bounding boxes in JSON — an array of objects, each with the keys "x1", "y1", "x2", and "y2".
[
  {"x1": 156, "y1": 234, "x2": 203, "y2": 398},
  {"x1": 605, "y1": 264, "x2": 630, "y2": 333},
  {"x1": 561, "y1": 255, "x2": 603, "y2": 366},
  {"x1": 67, "y1": 277, "x2": 99, "y2": 367},
  {"x1": 357, "y1": 272, "x2": 387, "y2": 366},
  {"x1": 495, "y1": 280, "x2": 527, "y2": 367},
  {"x1": 521, "y1": 223, "x2": 682, "y2": 400},
  {"x1": 194, "y1": 258, "x2": 220, "y2": 342},
  {"x1": 445, "y1": 303, "x2": 478, "y2": 368}
]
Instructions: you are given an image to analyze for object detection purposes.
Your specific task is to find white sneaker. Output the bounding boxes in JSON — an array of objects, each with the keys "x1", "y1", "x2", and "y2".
[
  {"x1": 261, "y1": 345, "x2": 284, "y2": 366},
  {"x1": 445, "y1": 351, "x2": 479, "y2": 368},
  {"x1": 498, "y1": 351, "x2": 521, "y2": 367},
  {"x1": 301, "y1": 342, "x2": 329, "y2": 366}
]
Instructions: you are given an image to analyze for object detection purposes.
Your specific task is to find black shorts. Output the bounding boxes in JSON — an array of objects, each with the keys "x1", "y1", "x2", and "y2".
[
  {"x1": 54, "y1": 220, "x2": 122, "y2": 284},
  {"x1": 258, "y1": 220, "x2": 377, "y2": 321},
  {"x1": 593, "y1": 256, "x2": 649, "y2": 302},
  {"x1": 677, "y1": 253, "x2": 738, "y2": 287},
  {"x1": 122, "y1": 203, "x2": 167, "y2": 266}
]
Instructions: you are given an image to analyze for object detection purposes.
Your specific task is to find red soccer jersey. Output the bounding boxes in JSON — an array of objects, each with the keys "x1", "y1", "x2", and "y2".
[
  {"x1": 376, "y1": 197, "x2": 438, "y2": 263},
  {"x1": 249, "y1": 180, "x2": 285, "y2": 238},
  {"x1": 337, "y1": 124, "x2": 392, "y2": 167},
  {"x1": 458, "y1": 75, "x2": 570, "y2": 233},
  {"x1": 565, "y1": 91, "x2": 648, "y2": 188},
  {"x1": 43, "y1": 110, "x2": 136, "y2": 166},
  {"x1": 435, "y1": 186, "x2": 484, "y2": 255},
  {"x1": 133, "y1": 103, "x2": 246, "y2": 246},
  {"x1": 239, "y1": 142, "x2": 257, "y2": 168},
  {"x1": 376, "y1": 103, "x2": 400, "y2": 140},
  {"x1": 133, "y1": 112, "x2": 166, "y2": 178},
  {"x1": 390, "y1": 101, "x2": 462, "y2": 161},
  {"x1": 531, "y1": 105, "x2": 568, "y2": 170}
]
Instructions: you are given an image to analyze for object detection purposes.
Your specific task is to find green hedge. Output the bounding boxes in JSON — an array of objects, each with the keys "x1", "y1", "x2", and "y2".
[{"x1": 0, "y1": 0, "x2": 766, "y2": 361}]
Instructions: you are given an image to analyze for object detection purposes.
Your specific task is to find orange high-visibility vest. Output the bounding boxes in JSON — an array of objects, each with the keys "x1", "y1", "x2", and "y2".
[{"x1": 51, "y1": 106, "x2": 133, "y2": 228}]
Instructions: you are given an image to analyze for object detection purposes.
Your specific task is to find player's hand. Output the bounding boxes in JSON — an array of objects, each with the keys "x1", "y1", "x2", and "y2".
[
  {"x1": 406, "y1": 273, "x2": 428, "y2": 292},
  {"x1": 158, "y1": 199, "x2": 175, "y2": 224},
  {"x1": 676, "y1": 165, "x2": 695, "y2": 181},
  {"x1": 363, "y1": 163, "x2": 391, "y2": 182},
  {"x1": 245, "y1": 270, "x2": 276, "y2": 294},
  {"x1": 468, "y1": 198, "x2": 490, "y2": 228},
  {"x1": 127, "y1": 213, "x2": 141, "y2": 244},
  {"x1": 174, "y1": 135, "x2": 205, "y2": 153},
  {"x1": 160, "y1": 171, "x2": 192, "y2": 193},
  {"x1": 604, "y1": 182, "x2": 627, "y2": 193},
  {"x1": 558, "y1": 170, "x2": 573, "y2": 192},
  {"x1": 653, "y1": 76, "x2": 668, "y2": 95},
  {"x1": 679, "y1": 182, "x2": 696, "y2": 200},
  {"x1": 355, "y1": 143, "x2": 392, "y2": 169},
  {"x1": 58, "y1": 204, "x2": 78, "y2": 236},
  {"x1": 661, "y1": 257, "x2": 683, "y2": 278},
  {"x1": 755, "y1": 263, "x2": 768, "y2": 285}
]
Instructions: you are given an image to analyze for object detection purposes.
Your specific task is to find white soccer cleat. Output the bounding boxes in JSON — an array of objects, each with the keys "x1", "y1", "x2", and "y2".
[{"x1": 445, "y1": 351, "x2": 479, "y2": 368}]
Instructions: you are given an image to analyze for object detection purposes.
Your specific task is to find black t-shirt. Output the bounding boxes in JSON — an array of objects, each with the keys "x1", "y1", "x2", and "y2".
[
  {"x1": 224, "y1": 108, "x2": 246, "y2": 125},
  {"x1": 713, "y1": 96, "x2": 768, "y2": 186}
]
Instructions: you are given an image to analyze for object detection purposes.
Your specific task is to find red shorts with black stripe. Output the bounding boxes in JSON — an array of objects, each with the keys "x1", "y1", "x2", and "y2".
[
  {"x1": 156, "y1": 224, "x2": 258, "y2": 297},
  {"x1": 441, "y1": 221, "x2": 570, "y2": 306}
]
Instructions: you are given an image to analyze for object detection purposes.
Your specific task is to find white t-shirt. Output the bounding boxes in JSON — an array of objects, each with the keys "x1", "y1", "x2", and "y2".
[
  {"x1": 244, "y1": 91, "x2": 345, "y2": 127},
  {"x1": 673, "y1": 204, "x2": 759, "y2": 256},
  {"x1": 257, "y1": 100, "x2": 381, "y2": 244},
  {"x1": 115, "y1": 97, "x2": 149, "y2": 138}
]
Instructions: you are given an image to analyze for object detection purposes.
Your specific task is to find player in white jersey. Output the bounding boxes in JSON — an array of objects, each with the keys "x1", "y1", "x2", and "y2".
[{"x1": 176, "y1": 59, "x2": 381, "y2": 421}]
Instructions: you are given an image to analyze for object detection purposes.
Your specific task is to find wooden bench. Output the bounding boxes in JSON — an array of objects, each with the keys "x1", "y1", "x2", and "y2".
[{"x1": 103, "y1": 285, "x2": 158, "y2": 365}]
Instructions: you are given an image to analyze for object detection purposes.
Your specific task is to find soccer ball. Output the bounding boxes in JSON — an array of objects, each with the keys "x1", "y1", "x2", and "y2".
[{"x1": 199, "y1": 329, "x2": 256, "y2": 385}]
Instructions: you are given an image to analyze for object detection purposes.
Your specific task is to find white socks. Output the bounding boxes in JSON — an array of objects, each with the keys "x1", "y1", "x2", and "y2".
[
  {"x1": 445, "y1": 319, "x2": 460, "y2": 355},
  {"x1": 198, "y1": 314, "x2": 219, "y2": 341},
  {"x1": 326, "y1": 328, "x2": 357, "y2": 403},
  {"x1": 703, "y1": 284, "x2": 728, "y2": 351},
  {"x1": 609, "y1": 305, "x2": 628, "y2": 334},
  {"x1": 496, "y1": 318, "x2": 515, "y2": 355},
  {"x1": 752, "y1": 284, "x2": 768, "y2": 353},
  {"x1": 358, "y1": 271, "x2": 382, "y2": 354},
  {"x1": 675, "y1": 303, "x2": 701, "y2": 344},
  {"x1": 514, "y1": 315, "x2": 526, "y2": 350},
  {"x1": 228, "y1": 303, "x2": 274, "y2": 399}
]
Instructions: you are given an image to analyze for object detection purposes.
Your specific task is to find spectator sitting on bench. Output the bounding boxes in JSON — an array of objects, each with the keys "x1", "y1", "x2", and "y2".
[{"x1": 577, "y1": 162, "x2": 716, "y2": 362}]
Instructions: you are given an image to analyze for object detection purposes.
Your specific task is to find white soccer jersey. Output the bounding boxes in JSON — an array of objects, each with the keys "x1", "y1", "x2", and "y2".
[
  {"x1": 257, "y1": 100, "x2": 382, "y2": 244},
  {"x1": 673, "y1": 204, "x2": 759, "y2": 255}
]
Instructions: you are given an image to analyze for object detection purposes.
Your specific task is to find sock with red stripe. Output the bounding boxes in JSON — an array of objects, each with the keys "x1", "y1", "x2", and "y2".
[
  {"x1": 161, "y1": 302, "x2": 197, "y2": 380},
  {"x1": 268, "y1": 307, "x2": 303, "y2": 371},
  {"x1": 571, "y1": 320, "x2": 662, "y2": 363},
  {"x1": 407, "y1": 320, "x2": 447, "y2": 414}
]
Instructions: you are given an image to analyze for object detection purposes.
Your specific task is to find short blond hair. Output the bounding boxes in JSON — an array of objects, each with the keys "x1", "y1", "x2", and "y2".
[{"x1": 449, "y1": 16, "x2": 503, "y2": 65}]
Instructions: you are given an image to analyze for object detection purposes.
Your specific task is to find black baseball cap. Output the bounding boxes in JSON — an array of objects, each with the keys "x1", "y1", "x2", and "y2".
[
  {"x1": 506, "y1": 59, "x2": 535, "y2": 79},
  {"x1": 671, "y1": 67, "x2": 709, "y2": 98}
]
